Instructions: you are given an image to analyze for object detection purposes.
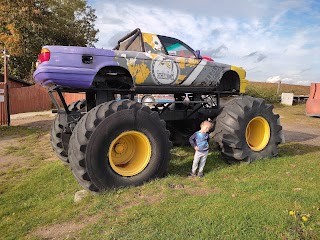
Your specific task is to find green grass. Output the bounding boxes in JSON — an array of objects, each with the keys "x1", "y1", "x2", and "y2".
[
  {"x1": 1, "y1": 144, "x2": 318, "y2": 239},
  {"x1": 0, "y1": 126, "x2": 37, "y2": 138},
  {"x1": 0, "y1": 106, "x2": 320, "y2": 239},
  {"x1": 274, "y1": 104, "x2": 320, "y2": 128}
]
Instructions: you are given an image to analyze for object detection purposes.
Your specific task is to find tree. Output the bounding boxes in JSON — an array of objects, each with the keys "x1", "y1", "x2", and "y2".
[{"x1": 0, "y1": 0, "x2": 99, "y2": 83}]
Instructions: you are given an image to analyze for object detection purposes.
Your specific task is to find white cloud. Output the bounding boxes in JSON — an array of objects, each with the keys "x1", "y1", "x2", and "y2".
[
  {"x1": 266, "y1": 76, "x2": 281, "y2": 83},
  {"x1": 266, "y1": 76, "x2": 292, "y2": 84},
  {"x1": 88, "y1": 0, "x2": 320, "y2": 86}
]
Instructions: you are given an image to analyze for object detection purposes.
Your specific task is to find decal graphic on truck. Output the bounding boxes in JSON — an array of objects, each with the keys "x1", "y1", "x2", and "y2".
[{"x1": 151, "y1": 59, "x2": 179, "y2": 85}]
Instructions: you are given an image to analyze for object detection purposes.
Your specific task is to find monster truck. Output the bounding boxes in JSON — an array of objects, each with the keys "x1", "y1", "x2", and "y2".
[{"x1": 33, "y1": 28, "x2": 284, "y2": 192}]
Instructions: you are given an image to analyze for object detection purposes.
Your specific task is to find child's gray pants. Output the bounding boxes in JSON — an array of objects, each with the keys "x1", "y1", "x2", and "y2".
[{"x1": 192, "y1": 150, "x2": 208, "y2": 173}]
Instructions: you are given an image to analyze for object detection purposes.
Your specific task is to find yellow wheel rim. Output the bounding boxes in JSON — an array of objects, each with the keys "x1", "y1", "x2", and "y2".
[
  {"x1": 108, "y1": 131, "x2": 151, "y2": 176},
  {"x1": 245, "y1": 116, "x2": 270, "y2": 151}
]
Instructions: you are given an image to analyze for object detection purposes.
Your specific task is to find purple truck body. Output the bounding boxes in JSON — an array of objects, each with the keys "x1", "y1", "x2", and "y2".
[{"x1": 34, "y1": 46, "x2": 118, "y2": 88}]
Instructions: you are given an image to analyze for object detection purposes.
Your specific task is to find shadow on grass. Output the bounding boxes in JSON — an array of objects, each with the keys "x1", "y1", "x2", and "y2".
[
  {"x1": 168, "y1": 145, "x2": 228, "y2": 177},
  {"x1": 279, "y1": 142, "x2": 320, "y2": 157},
  {"x1": 169, "y1": 141, "x2": 320, "y2": 176},
  {"x1": 0, "y1": 120, "x2": 53, "y2": 140},
  {"x1": 0, "y1": 125, "x2": 40, "y2": 139},
  {"x1": 11, "y1": 119, "x2": 53, "y2": 131}
]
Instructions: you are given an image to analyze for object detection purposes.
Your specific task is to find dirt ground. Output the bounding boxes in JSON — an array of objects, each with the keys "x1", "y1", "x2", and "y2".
[
  {"x1": 10, "y1": 111, "x2": 55, "y2": 130},
  {"x1": 0, "y1": 113, "x2": 56, "y2": 172}
]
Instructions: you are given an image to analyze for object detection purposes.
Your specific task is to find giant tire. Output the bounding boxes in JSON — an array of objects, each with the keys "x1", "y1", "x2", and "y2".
[
  {"x1": 68, "y1": 100, "x2": 172, "y2": 192},
  {"x1": 213, "y1": 96, "x2": 283, "y2": 163},
  {"x1": 50, "y1": 100, "x2": 86, "y2": 164}
]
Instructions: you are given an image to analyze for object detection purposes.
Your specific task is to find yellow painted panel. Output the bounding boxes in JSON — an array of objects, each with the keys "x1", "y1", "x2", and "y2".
[
  {"x1": 231, "y1": 65, "x2": 248, "y2": 93},
  {"x1": 240, "y1": 79, "x2": 249, "y2": 93},
  {"x1": 186, "y1": 58, "x2": 200, "y2": 67},
  {"x1": 176, "y1": 57, "x2": 186, "y2": 69},
  {"x1": 175, "y1": 74, "x2": 186, "y2": 84},
  {"x1": 142, "y1": 33, "x2": 163, "y2": 53},
  {"x1": 142, "y1": 33, "x2": 156, "y2": 48},
  {"x1": 127, "y1": 60, "x2": 150, "y2": 84}
]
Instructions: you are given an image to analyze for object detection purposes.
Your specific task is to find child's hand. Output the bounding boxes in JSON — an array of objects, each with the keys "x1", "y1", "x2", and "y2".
[{"x1": 194, "y1": 146, "x2": 199, "y2": 151}]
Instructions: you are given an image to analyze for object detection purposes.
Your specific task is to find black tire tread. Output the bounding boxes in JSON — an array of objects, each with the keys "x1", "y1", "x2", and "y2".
[
  {"x1": 68, "y1": 100, "x2": 172, "y2": 192},
  {"x1": 213, "y1": 95, "x2": 283, "y2": 163},
  {"x1": 50, "y1": 100, "x2": 86, "y2": 164}
]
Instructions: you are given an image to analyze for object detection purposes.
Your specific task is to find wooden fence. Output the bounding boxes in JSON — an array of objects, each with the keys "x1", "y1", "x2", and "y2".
[
  {"x1": 0, "y1": 84, "x2": 85, "y2": 121},
  {"x1": 9, "y1": 84, "x2": 52, "y2": 114},
  {"x1": 10, "y1": 85, "x2": 85, "y2": 114},
  {"x1": 64, "y1": 92, "x2": 86, "y2": 105}
]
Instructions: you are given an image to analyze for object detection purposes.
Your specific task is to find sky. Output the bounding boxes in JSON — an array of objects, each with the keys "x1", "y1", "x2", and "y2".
[{"x1": 87, "y1": 0, "x2": 320, "y2": 86}]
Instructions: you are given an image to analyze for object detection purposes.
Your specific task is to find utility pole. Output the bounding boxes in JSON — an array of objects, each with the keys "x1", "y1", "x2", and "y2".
[
  {"x1": 277, "y1": 79, "x2": 281, "y2": 95},
  {"x1": 3, "y1": 48, "x2": 10, "y2": 126}
]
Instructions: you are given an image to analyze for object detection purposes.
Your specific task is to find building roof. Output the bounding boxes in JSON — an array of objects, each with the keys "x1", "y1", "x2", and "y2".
[{"x1": 0, "y1": 73, "x2": 32, "y2": 86}]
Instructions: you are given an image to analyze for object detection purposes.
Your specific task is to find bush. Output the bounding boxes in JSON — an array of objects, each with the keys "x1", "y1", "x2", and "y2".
[{"x1": 246, "y1": 84, "x2": 280, "y2": 104}]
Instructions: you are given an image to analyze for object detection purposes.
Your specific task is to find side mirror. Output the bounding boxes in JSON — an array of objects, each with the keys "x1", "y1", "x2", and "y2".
[{"x1": 195, "y1": 50, "x2": 202, "y2": 59}]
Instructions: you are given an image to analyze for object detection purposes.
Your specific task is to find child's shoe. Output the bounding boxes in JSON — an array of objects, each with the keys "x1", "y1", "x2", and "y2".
[
  {"x1": 198, "y1": 172, "x2": 204, "y2": 178},
  {"x1": 188, "y1": 172, "x2": 196, "y2": 177}
]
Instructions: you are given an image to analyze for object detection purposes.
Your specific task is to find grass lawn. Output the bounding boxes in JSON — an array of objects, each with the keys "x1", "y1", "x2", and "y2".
[{"x1": 0, "y1": 105, "x2": 319, "y2": 239}]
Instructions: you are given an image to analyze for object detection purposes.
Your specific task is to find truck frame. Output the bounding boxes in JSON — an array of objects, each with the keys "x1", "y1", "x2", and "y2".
[{"x1": 34, "y1": 28, "x2": 284, "y2": 192}]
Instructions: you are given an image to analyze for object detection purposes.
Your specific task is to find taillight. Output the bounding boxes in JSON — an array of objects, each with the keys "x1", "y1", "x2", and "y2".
[{"x1": 38, "y1": 48, "x2": 50, "y2": 64}]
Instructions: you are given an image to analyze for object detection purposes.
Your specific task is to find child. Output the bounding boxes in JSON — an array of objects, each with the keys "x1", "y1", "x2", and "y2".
[{"x1": 188, "y1": 120, "x2": 213, "y2": 177}]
